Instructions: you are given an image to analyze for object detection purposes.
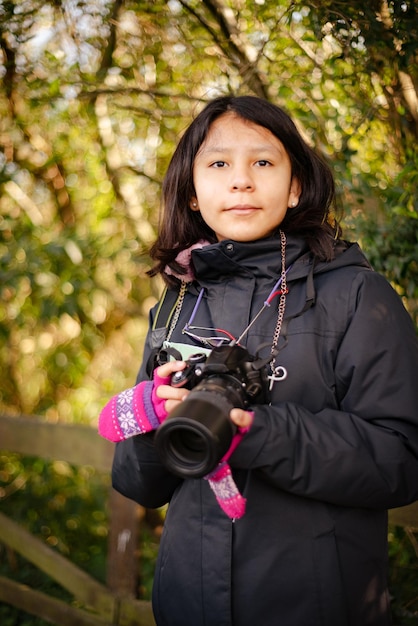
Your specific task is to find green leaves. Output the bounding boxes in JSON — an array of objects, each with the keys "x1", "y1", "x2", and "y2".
[{"x1": 0, "y1": 0, "x2": 416, "y2": 417}]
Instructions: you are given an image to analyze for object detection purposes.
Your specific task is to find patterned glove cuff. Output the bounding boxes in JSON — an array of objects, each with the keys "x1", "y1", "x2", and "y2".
[
  {"x1": 98, "y1": 381, "x2": 160, "y2": 442},
  {"x1": 205, "y1": 462, "x2": 247, "y2": 520},
  {"x1": 204, "y1": 422, "x2": 253, "y2": 520}
]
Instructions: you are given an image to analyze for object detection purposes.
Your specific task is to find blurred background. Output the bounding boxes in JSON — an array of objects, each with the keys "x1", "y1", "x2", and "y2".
[{"x1": 0, "y1": 1, "x2": 417, "y2": 624}]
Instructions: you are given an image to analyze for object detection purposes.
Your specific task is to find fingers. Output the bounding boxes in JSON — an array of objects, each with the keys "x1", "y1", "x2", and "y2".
[
  {"x1": 230, "y1": 408, "x2": 254, "y2": 430},
  {"x1": 153, "y1": 362, "x2": 255, "y2": 426},
  {"x1": 153, "y1": 359, "x2": 187, "y2": 388},
  {"x1": 154, "y1": 361, "x2": 190, "y2": 411},
  {"x1": 164, "y1": 396, "x2": 188, "y2": 415},
  {"x1": 155, "y1": 360, "x2": 187, "y2": 379}
]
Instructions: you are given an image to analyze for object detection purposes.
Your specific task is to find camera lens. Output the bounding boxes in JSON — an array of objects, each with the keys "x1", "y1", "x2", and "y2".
[
  {"x1": 170, "y1": 429, "x2": 206, "y2": 459},
  {"x1": 155, "y1": 400, "x2": 232, "y2": 478},
  {"x1": 155, "y1": 378, "x2": 244, "y2": 478},
  {"x1": 154, "y1": 344, "x2": 270, "y2": 479},
  {"x1": 167, "y1": 427, "x2": 208, "y2": 463}
]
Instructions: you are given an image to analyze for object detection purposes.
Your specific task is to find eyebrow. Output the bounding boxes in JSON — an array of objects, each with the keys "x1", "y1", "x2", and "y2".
[{"x1": 198, "y1": 144, "x2": 282, "y2": 156}]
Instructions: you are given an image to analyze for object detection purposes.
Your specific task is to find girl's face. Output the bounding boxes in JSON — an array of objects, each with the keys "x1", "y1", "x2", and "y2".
[{"x1": 191, "y1": 113, "x2": 300, "y2": 242}]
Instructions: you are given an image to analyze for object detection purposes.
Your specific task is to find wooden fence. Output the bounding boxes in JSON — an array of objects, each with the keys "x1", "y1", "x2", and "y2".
[
  {"x1": 1, "y1": 413, "x2": 418, "y2": 625},
  {"x1": 0, "y1": 413, "x2": 156, "y2": 626}
]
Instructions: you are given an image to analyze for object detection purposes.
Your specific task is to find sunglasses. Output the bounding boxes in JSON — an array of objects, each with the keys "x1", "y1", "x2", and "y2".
[{"x1": 182, "y1": 325, "x2": 236, "y2": 348}]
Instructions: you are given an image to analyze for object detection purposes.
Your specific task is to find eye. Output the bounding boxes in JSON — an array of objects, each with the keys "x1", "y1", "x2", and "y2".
[
  {"x1": 256, "y1": 159, "x2": 272, "y2": 167},
  {"x1": 210, "y1": 161, "x2": 228, "y2": 168}
]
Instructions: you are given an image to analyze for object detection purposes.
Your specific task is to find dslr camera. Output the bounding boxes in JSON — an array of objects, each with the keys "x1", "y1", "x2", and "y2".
[{"x1": 154, "y1": 344, "x2": 271, "y2": 479}]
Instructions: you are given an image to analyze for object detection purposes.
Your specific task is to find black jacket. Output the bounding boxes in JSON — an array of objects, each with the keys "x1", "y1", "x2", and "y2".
[{"x1": 112, "y1": 235, "x2": 418, "y2": 626}]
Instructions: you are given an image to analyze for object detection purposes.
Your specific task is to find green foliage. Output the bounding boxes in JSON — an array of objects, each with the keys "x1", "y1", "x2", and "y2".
[
  {"x1": 1, "y1": 0, "x2": 416, "y2": 421},
  {"x1": 0, "y1": 452, "x2": 110, "y2": 576},
  {"x1": 343, "y1": 153, "x2": 418, "y2": 323},
  {"x1": 0, "y1": 451, "x2": 110, "y2": 624},
  {"x1": 388, "y1": 525, "x2": 418, "y2": 625}
]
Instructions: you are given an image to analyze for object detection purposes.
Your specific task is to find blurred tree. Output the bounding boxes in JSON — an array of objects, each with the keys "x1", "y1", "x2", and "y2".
[
  {"x1": 0, "y1": 0, "x2": 416, "y2": 419},
  {"x1": 304, "y1": 0, "x2": 418, "y2": 318}
]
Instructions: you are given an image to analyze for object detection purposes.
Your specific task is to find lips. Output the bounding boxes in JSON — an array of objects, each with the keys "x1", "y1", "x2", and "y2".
[{"x1": 226, "y1": 204, "x2": 260, "y2": 212}]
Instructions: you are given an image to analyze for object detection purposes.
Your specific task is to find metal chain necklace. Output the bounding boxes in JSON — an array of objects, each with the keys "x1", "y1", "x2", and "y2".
[
  {"x1": 268, "y1": 230, "x2": 289, "y2": 390},
  {"x1": 166, "y1": 280, "x2": 187, "y2": 342}
]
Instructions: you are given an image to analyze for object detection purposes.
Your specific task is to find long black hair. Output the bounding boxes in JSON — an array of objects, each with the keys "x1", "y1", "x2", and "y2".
[{"x1": 148, "y1": 95, "x2": 341, "y2": 283}]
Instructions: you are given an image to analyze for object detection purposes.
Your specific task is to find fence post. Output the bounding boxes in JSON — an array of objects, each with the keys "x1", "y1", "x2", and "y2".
[{"x1": 106, "y1": 487, "x2": 142, "y2": 598}]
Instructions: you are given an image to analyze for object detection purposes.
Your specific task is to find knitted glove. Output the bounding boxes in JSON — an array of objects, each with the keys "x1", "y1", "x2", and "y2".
[
  {"x1": 98, "y1": 369, "x2": 171, "y2": 442},
  {"x1": 204, "y1": 419, "x2": 253, "y2": 521}
]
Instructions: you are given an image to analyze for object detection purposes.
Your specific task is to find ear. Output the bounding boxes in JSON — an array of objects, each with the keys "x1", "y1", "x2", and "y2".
[
  {"x1": 288, "y1": 178, "x2": 301, "y2": 208},
  {"x1": 190, "y1": 197, "x2": 199, "y2": 211}
]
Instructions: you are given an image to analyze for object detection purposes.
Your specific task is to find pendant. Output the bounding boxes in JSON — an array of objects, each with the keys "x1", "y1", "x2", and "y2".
[{"x1": 268, "y1": 365, "x2": 288, "y2": 391}]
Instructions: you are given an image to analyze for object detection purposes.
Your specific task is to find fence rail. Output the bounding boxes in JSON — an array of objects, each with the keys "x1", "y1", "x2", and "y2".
[
  {"x1": 1, "y1": 413, "x2": 417, "y2": 625},
  {"x1": 0, "y1": 414, "x2": 114, "y2": 472},
  {"x1": 0, "y1": 413, "x2": 156, "y2": 626}
]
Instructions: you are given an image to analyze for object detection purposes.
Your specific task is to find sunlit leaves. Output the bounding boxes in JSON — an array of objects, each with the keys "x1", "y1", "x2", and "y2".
[{"x1": 0, "y1": 0, "x2": 417, "y2": 417}]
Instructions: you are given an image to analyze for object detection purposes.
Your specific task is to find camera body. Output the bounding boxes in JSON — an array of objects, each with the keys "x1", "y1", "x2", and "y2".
[{"x1": 154, "y1": 344, "x2": 270, "y2": 478}]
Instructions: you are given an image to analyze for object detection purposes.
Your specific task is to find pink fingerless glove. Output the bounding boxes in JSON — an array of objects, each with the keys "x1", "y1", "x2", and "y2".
[
  {"x1": 204, "y1": 415, "x2": 254, "y2": 521},
  {"x1": 98, "y1": 369, "x2": 171, "y2": 442}
]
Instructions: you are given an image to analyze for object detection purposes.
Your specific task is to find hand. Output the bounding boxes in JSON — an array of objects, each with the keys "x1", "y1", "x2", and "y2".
[
  {"x1": 98, "y1": 360, "x2": 191, "y2": 442},
  {"x1": 155, "y1": 364, "x2": 253, "y2": 425},
  {"x1": 153, "y1": 360, "x2": 190, "y2": 416}
]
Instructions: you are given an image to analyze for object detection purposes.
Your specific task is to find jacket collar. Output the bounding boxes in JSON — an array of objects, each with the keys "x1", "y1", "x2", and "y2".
[
  {"x1": 189, "y1": 235, "x2": 372, "y2": 324},
  {"x1": 191, "y1": 235, "x2": 371, "y2": 283},
  {"x1": 191, "y1": 234, "x2": 311, "y2": 282}
]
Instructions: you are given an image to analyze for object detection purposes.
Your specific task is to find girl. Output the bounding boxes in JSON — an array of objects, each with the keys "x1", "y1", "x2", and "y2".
[{"x1": 99, "y1": 96, "x2": 418, "y2": 626}]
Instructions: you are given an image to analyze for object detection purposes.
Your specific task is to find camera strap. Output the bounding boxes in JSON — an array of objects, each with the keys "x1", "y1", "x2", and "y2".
[
  {"x1": 150, "y1": 281, "x2": 188, "y2": 348},
  {"x1": 146, "y1": 282, "x2": 189, "y2": 376}
]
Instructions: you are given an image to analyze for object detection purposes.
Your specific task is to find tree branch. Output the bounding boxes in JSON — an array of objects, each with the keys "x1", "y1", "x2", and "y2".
[{"x1": 179, "y1": 0, "x2": 268, "y2": 97}]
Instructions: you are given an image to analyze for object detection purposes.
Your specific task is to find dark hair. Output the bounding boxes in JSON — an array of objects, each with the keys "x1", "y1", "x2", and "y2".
[{"x1": 149, "y1": 95, "x2": 341, "y2": 283}]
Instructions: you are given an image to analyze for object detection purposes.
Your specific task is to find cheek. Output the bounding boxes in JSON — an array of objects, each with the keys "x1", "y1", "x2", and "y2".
[
  {"x1": 194, "y1": 177, "x2": 212, "y2": 200},
  {"x1": 198, "y1": 208, "x2": 216, "y2": 227}
]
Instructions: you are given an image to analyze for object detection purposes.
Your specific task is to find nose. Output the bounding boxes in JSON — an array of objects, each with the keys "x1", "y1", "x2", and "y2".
[{"x1": 229, "y1": 165, "x2": 254, "y2": 191}]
